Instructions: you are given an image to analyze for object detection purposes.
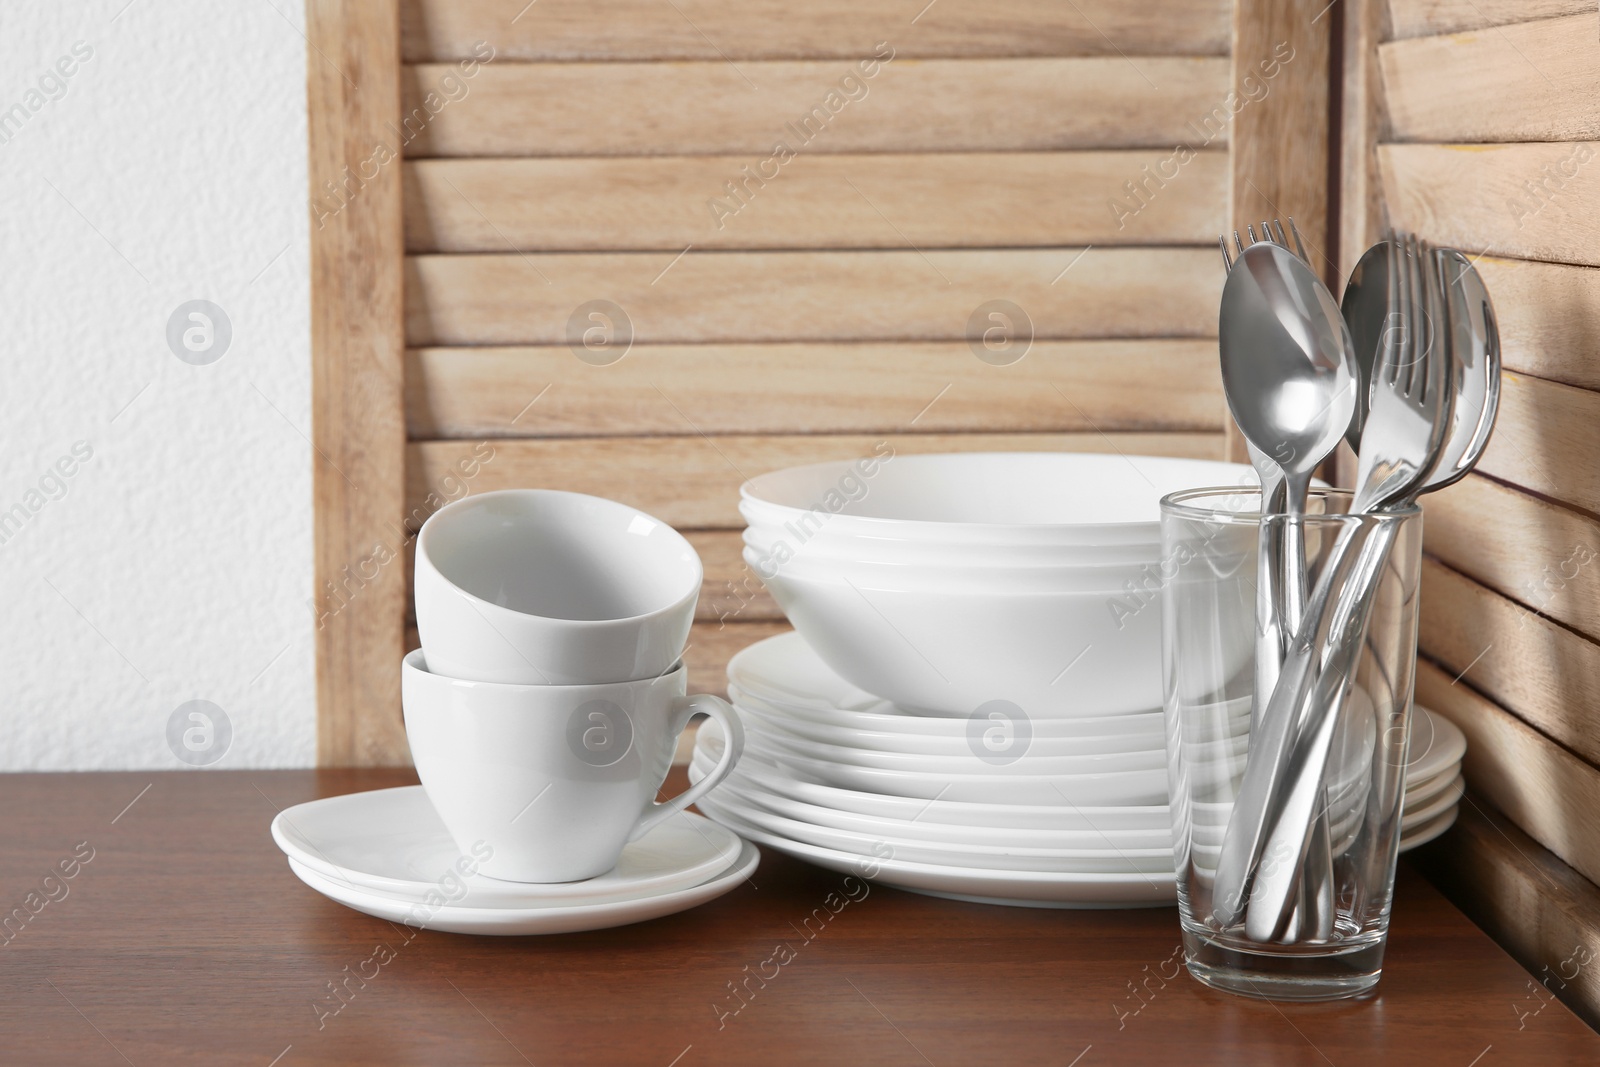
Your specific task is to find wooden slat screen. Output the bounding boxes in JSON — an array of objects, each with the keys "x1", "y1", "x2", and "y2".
[
  {"x1": 397, "y1": 0, "x2": 1257, "y2": 692},
  {"x1": 1343, "y1": 0, "x2": 1600, "y2": 1023}
]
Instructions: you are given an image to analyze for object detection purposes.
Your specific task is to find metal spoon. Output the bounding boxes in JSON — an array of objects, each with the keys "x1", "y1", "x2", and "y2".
[
  {"x1": 1339, "y1": 240, "x2": 1393, "y2": 452},
  {"x1": 1213, "y1": 242, "x2": 1359, "y2": 931}
]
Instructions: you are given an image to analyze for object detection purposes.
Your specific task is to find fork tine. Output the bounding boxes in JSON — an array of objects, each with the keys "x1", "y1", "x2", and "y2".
[
  {"x1": 1219, "y1": 235, "x2": 1234, "y2": 272},
  {"x1": 1234, "y1": 229, "x2": 1245, "y2": 256},
  {"x1": 1247, "y1": 224, "x2": 1258, "y2": 245},
  {"x1": 1271, "y1": 220, "x2": 1288, "y2": 247},
  {"x1": 1287, "y1": 219, "x2": 1309, "y2": 261}
]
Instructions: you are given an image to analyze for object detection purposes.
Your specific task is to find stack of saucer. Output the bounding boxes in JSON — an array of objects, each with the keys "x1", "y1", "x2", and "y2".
[
  {"x1": 690, "y1": 633, "x2": 1215, "y2": 908},
  {"x1": 1396, "y1": 706, "x2": 1467, "y2": 850}
]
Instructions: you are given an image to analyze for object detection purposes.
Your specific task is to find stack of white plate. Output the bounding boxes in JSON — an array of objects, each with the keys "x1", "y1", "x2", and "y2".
[
  {"x1": 690, "y1": 634, "x2": 1466, "y2": 908},
  {"x1": 690, "y1": 632, "x2": 1201, "y2": 908}
]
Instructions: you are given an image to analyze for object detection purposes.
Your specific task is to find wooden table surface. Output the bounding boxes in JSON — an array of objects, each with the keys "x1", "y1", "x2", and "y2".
[{"x1": 3, "y1": 769, "x2": 1596, "y2": 1066}]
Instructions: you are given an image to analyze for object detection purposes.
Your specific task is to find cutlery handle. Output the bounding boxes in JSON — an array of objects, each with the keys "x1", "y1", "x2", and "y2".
[
  {"x1": 1209, "y1": 518, "x2": 1376, "y2": 928},
  {"x1": 1252, "y1": 474, "x2": 1290, "y2": 730},
  {"x1": 1244, "y1": 523, "x2": 1399, "y2": 939}
]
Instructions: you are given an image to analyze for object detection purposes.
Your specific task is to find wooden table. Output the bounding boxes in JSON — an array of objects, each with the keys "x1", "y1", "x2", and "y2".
[{"x1": 3, "y1": 769, "x2": 1596, "y2": 1065}]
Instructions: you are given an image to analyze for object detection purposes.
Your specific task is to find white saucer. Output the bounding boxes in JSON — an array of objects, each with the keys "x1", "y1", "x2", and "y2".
[
  {"x1": 696, "y1": 793, "x2": 1174, "y2": 909},
  {"x1": 1407, "y1": 707, "x2": 1467, "y2": 782},
  {"x1": 1398, "y1": 804, "x2": 1459, "y2": 852},
  {"x1": 1401, "y1": 772, "x2": 1464, "y2": 829},
  {"x1": 272, "y1": 786, "x2": 744, "y2": 909},
  {"x1": 287, "y1": 841, "x2": 759, "y2": 935}
]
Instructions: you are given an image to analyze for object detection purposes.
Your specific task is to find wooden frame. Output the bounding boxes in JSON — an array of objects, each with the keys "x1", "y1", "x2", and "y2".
[{"x1": 308, "y1": 0, "x2": 410, "y2": 765}]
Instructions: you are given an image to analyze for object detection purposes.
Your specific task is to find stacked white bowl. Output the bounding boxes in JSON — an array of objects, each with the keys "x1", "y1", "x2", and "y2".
[{"x1": 692, "y1": 453, "x2": 1462, "y2": 907}]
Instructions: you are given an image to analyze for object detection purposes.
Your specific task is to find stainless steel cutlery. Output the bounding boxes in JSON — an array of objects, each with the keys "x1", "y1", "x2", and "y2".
[{"x1": 1210, "y1": 227, "x2": 1500, "y2": 945}]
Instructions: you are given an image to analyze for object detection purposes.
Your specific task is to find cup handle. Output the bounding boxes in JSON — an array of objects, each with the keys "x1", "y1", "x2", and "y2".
[{"x1": 627, "y1": 694, "x2": 745, "y2": 842}]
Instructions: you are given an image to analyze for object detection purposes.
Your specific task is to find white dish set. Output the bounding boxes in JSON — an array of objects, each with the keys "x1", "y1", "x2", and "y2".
[
  {"x1": 274, "y1": 490, "x2": 754, "y2": 934},
  {"x1": 273, "y1": 453, "x2": 1467, "y2": 926}
]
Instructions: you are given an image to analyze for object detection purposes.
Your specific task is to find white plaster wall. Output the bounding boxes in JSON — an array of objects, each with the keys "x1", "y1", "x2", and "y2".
[{"x1": 0, "y1": 1, "x2": 315, "y2": 768}]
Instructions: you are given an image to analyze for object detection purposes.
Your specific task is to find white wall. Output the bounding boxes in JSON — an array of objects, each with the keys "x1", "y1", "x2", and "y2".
[{"x1": 0, "y1": 1, "x2": 315, "y2": 768}]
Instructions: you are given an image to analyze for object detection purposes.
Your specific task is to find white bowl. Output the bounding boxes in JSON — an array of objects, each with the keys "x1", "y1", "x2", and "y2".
[
  {"x1": 728, "y1": 635, "x2": 1188, "y2": 735},
  {"x1": 740, "y1": 452, "x2": 1257, "y2": 546},
  {"x1": 756, "y1": 561, "x2": 1178, "y2": 717},
  {"x1": 745, "y1": 542, "x2": 1251, "y2": 597}
]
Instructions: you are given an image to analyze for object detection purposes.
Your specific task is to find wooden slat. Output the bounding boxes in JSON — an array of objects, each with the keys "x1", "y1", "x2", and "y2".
[
  {"x1": 400, "y1": 0, "x2": 1232, "y2": 61},
  {"x1": 1424, "y1": 473, "x2": 1600, "y2": 645},
  {"x1": 404, "y1": 340, "x2": 1226, "y2": 439},
  {"x1": 1474, "y1": 372, "x2": 1600, "y2": 518},
  {"x1": 692, "y1": 531, "x2": 780, "y2": 624},
  {"x1": 1382, "y1": 14, "x2": 1600, "y2": 143},
  {"x1": 403, "y1": 58, "x2": 1231, "y2": 158},
  {"x1": 403, "y1": 152, "x2": 1229, "y2": 253},
  {"x1": 1385, "y1": 0, "x2": 1594, "y2": 41},
  {"x1": 308, "y1": 0, "x2": 411, "y2": 767},
  {"x1": 1381, "y1": 142, "x2": 1600, "y2": 268},
  {"x1": 1415, "y1": 658, "x2": 1600, "y2": 890},
  {"x1": 1340, "y1": 0, "x2": 1391, "y2": 285},
  {"x1": 1408, "y1": 798, "x2": 1600, "y2": 1031},
  {"x1": 1228, "y1": 0, "x2": 1334, "y2": 463},
  {"x1": 407, "y1": 433, "x2": 1229, "y2": 530},
  {"x1": 1419, "y1": 557, "x2": 1600, "y2": 767},
  {"x1": 405, "y1": 248, "x2": 1224, "y2": 347},
  {"x1": 1475, "y1": 257, "x2": 1600, "y2": 392},
  {"x1": 686, "y1": 621, "x2": 792, "y2": 699}
]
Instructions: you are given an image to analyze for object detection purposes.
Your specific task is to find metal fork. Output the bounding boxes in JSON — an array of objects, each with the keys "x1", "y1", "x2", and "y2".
[{"x1": 1240, "y1": 233, "x2": 1455, "y2": 941}]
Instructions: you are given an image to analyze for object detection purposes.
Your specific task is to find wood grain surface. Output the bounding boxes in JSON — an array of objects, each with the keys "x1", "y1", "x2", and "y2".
[
  {"x1": 2, "y1": 769, "x2": 1597, "y2": 1065},
  {"x1": 404, "y1": 58, "x2": 1231, "y2": 158},
  {"x1": 403, "y1": 152, "x2": 1228, "y2": 252},
  {"x1": 1385, "y1": 0, "x2": 1594, "y2": 40},
  {"x1": 1416, "y1": 658, "x2": 1600, "y2": 891},
  {"x1": 1422, "y1": 473, "x2": 1600, "y2": 646},
  {"x1": 400, "y1": 0, "x2": 1233, "y2": 61},
  {"x1": 1381, "y1": 13, "x2": 1600, "y2": 143},
  {"x1": 1420, "y1": 557, "x2": 1600, "y2": 768},
  {"x1": 403, "y1": 341, "x2": 1227, "y2": 439},
  {"x1": 406, "y1": 433, "x2": 1231, "y2": 531},
  {"x1": 1380, "y1": 142, "x2": 1600, "y2": 268},
  {"x1": 307, "y1": 0, "x2": 411, "y2": 767},
  {"x1": 403, "y1": 248, "x2": 1226, "y2": 348}
]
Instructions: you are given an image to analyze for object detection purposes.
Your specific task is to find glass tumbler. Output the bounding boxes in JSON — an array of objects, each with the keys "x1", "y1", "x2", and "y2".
[{"x1": 1159, "y1": 486, "x2": 1423, "y2": 1001}]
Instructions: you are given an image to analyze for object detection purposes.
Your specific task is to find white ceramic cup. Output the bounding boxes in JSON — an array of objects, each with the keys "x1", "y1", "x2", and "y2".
[
  {"x1": 401, "y1": 649, "x2": 745, "y2": 883},
  {"x1": 414, "y1": 489, "x2": 702, "y2": 685}
]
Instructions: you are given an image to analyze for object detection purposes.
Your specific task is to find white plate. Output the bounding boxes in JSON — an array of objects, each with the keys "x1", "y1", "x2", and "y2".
[
  {"x1": 286, "y1": 842, "x2": 759, "y2": 935},
  {"x1": 1401, "y1": 772, "x2": 1464, "y2": 829},
  {"x1": 1406, "y1": 707, "x2": 1467, "y2": 783},
  {"x1": 707, "y1": 772, "x2": 1174, "y2": 851},
  {"x1": 695, "y1": 770, "x2": 1173, "y2": 873},
  {"x1": 697, "y1": 795, "x2": 1175, "y2": 908},
  {"x1": 271, "y1": 786, "x2": 743, "y2": 909},
  {"x1": 700, "y1": 727, "x2": 1167, "y2": 806},
  {"x1": 1398, "y1": 804, "x2": 1459, "y2": 852},
  {"x1": 689, "y1": 746, "x2": 1169, "y2": 830},
  {"x1": 730, "y1": 688, "x2": 1170, "y2": 756},
  {"x1": 742, "y1": 721, "x2": 1175, "y2": 776}
]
